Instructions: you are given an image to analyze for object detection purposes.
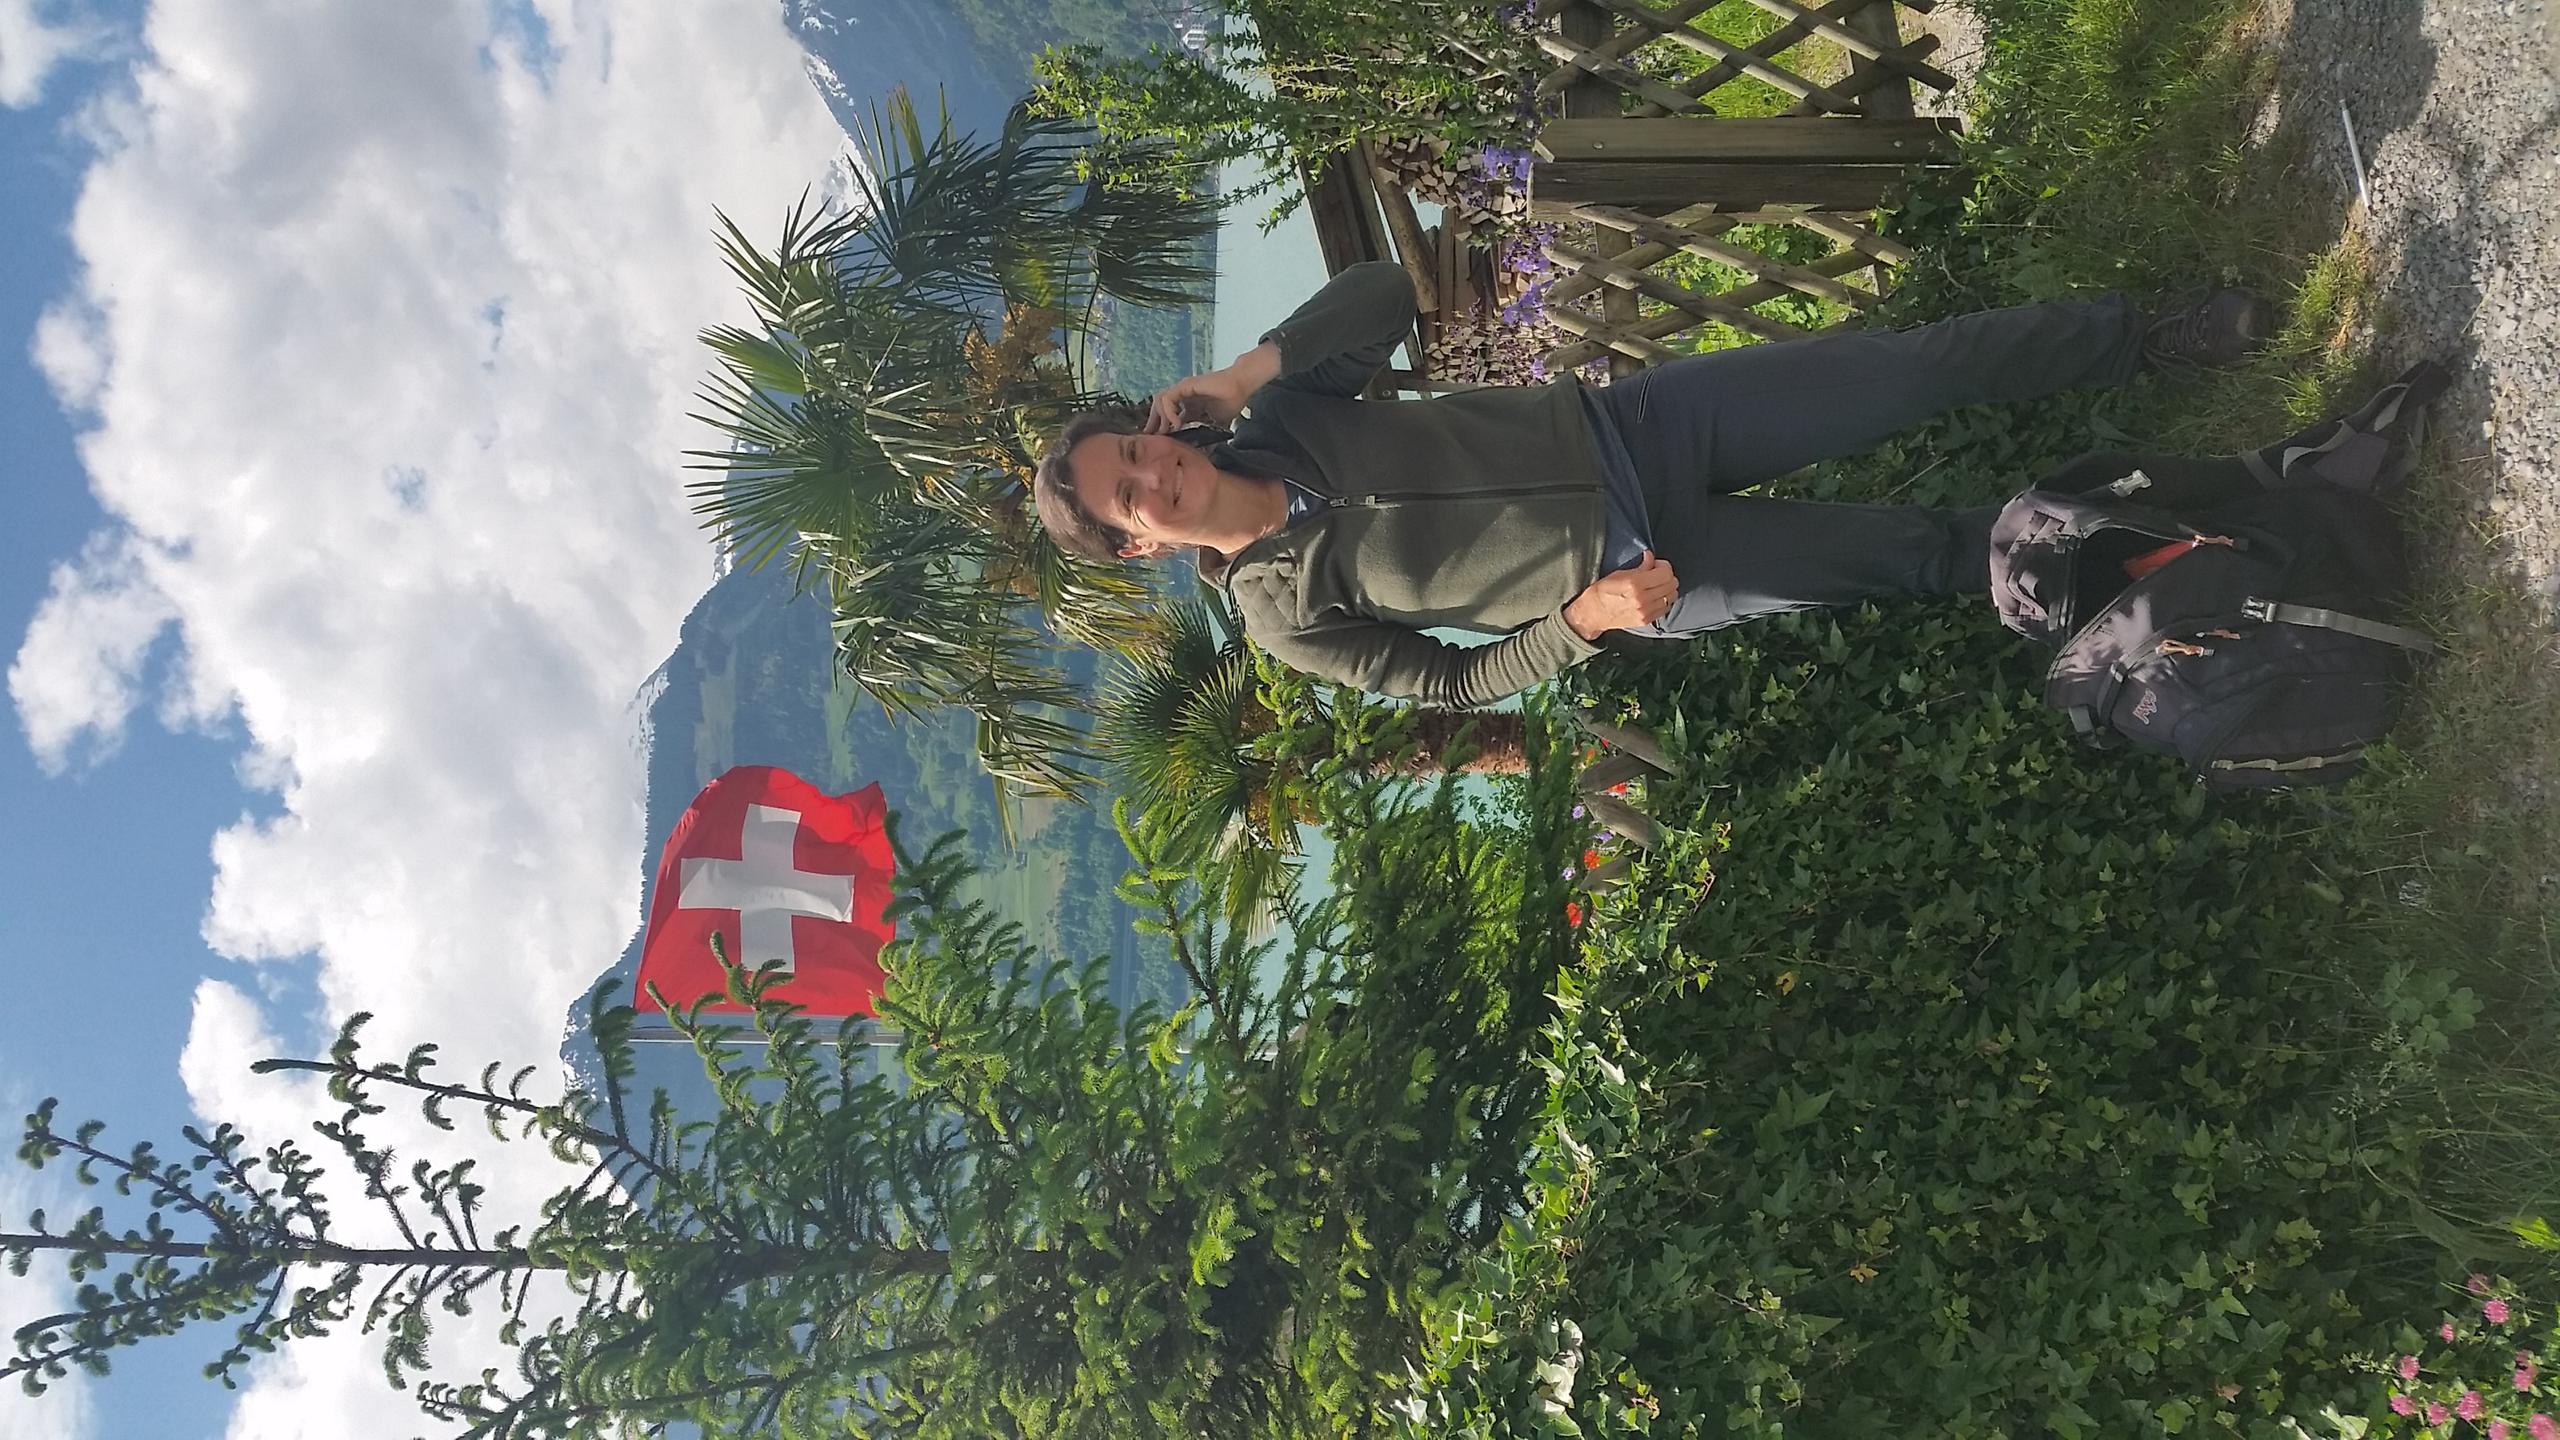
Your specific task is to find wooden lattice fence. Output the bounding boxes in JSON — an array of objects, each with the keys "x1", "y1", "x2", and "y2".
[
  {"x1": 1535, "y1": 0, "x2": 1962, "y2": 377},
  {"x1": 1531, "y1": 0, "x2": 1959, "y2": 120},
  {"x1": 1301, "y1": 0, "x2": 1968, "y2": 389}
]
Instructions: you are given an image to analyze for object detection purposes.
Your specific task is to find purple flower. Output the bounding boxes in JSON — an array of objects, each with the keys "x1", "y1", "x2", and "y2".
[
  {"x1": 1501, "y1": 239, "x2": 1556, "y2": 277},
  {"x1": 1562, "y1": 865, "x2": 1576, "y2": 880},
  {"x1": 1473, "y1": 144, "x2": 1536, "y2": 185},
  {"x1": 1499, "y1": 279, "x2": 1556, "y2": 327},
  {"x1": 1569, "y1": 803, "x2": 1584, "y2": 818}
]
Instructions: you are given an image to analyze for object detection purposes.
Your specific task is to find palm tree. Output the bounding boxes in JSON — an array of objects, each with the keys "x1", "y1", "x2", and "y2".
[
  {"x1": 1096, "y1": 597, "x2": 1534, "y2": 925},
  {"x1": 688, "y1": 88, "x2": 1221, "y2": 805}
]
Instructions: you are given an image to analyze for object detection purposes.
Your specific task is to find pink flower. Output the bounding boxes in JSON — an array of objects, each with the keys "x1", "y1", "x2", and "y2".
[
  {"x1": 2430, "y1": 1402, "x2": 2454, "y2": 1426},
  {"x1": 2531, "y1": 1414, "x2": 2559, "y2": 1440},
  {"x1": 2447, "y1": 1321, "x2": 2463, "y2": 1341},
  {"x1": 2401, "y1": 1354, "x2": 2423, "y2": 1381},
  {"x1": 2524, "y1": 1359, "x2": 2542, "y2": 1391},
  {"x1": 2464, "y1": 1392, "x2": 2488, "y2": 1422},
  {"x1": 2474, "y1": 1274, "x2": 2496, "y2": 1295},
  {"x1": 2493, "y1": 1424, "x2": 2512, "y2": 1440},
  {"x1": 2489, "y1": 1299, "x2": 2515, "y2": 1325},
  {"x1": 2391, "y1": 1394, "x2": 2417, "y2": 1417}
]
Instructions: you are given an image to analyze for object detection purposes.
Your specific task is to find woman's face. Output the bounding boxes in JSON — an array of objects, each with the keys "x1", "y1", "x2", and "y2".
[{"x1": 1065, "y1": 428, "x2": 1219, "y2": 558}]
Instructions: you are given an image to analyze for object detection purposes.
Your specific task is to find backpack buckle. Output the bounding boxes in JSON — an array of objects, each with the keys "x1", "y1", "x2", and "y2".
[{"x1": 2241, "y1": 596, "x2": 2276, "y2": 623}]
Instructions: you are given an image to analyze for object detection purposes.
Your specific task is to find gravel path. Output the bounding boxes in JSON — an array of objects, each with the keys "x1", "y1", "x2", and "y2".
[{"x1": 2257, "y1": 0, "x2": 2560, "y2": 595}]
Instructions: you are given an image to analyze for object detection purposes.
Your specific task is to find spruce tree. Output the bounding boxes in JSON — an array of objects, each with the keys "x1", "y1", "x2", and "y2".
[{"x1": 6, "y1": 700, "x2": 1585, "y2": 1438}]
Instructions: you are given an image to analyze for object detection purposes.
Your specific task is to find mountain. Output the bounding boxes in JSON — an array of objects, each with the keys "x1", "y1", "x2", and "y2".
[
  {"x1": 780, "y1": 0, "x2": 1191, "y2": 135},
  {"x1": 556, "y1": 0, "x2": 1216, "y2": 1124},
  {"x1": 562, "y1": 556, "x2": 1190, "y2": 1099},
  {"x1": 780, "y1": 0, "x2": 1016, "y2": 140}
]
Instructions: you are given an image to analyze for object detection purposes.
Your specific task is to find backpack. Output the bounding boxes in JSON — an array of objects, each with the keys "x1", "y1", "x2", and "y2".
[{"x1": 1989, "y1": 441, "x2": 2441, "y2": 791}]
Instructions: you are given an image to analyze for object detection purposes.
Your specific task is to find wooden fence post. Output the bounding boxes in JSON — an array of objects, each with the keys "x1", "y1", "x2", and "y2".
[
  {"x1": 1530, "y1": 115, "x2": 1958, "y2": 215},
  {"x1": 1557, "y1": 0, "x2": 1643, "y2": 381}
]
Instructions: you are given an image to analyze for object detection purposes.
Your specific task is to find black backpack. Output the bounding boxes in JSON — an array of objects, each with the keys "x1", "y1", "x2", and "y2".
[{"x1": 1988, "y1": 364, "x2": 2449, "y2": 791}]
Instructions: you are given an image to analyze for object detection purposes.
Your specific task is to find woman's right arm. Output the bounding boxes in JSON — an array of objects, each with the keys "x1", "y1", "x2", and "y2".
[
  {"x1": 1142, "y1": 260, "x2": 1417, "y2": 428},
  {"x1": 1251, "y1": 261, "x2": 1419, "y2": 401}
]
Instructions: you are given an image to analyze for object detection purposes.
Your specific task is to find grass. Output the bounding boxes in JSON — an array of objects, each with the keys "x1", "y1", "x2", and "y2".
[
  {"x1": 1630, "y1": 2, "x2": 1829, "y2": 119},
  {"x1": 1893, "y1": 0, "x2": 2560, "y2": 1225},
  {"x1": 1415, "y1": 0, "x2": 2560, "y2": 1432}
]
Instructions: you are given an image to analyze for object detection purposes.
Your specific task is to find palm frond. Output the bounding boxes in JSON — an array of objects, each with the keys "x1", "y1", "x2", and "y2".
[{"x1": 685, "y1": 84, "x2": 1229, "y2": 802}]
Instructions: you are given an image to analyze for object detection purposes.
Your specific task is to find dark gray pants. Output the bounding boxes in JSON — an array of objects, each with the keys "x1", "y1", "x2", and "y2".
[{"x1": 1590, "y1": 293, "x2": 2146, "y2": 635}]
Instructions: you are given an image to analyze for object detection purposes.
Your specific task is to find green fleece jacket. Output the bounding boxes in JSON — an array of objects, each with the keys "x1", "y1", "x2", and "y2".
[{"x1": 1207, "y1": 262, "x2": 1610, "y2": 709}]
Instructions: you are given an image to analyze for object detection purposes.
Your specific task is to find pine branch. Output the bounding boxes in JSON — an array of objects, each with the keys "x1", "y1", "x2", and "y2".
[
  {"x1": 0, "y1": 1231, "x2": 548, "y2": 1268},
  {"x1": 252, "y1": 1058, "x2": 755, "y2": 1249},
  {"x1": 40, "y1": 1123, "x2": 253, "y2": 1249}
]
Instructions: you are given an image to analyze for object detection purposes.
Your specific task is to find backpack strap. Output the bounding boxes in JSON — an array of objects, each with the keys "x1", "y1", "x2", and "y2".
[
  {"x1": 2241, "y1": 597, "x2": 2440, "y2": 655},
  {"x1": 2064, "y1": 705, "x2": 2124, "y2": 749}
]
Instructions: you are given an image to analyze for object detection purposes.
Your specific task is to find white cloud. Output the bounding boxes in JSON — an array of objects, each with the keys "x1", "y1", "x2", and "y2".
[
  {"x1": 29, "y1": 297, "x2": 107, "y2": 411},
  {"x1": 0, "y1": 0, "x2": 106, "y2": 108},
  {"x1": 7, "y1": 532, "x2": 176, "y2": 772},
  {"x1": 11, "y1": 0, "x2": 853, "y2": 1432}
]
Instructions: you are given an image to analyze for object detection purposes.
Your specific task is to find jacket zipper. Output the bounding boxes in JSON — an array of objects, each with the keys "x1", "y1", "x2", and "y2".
[{"x1": 1332, "y1": 481, "x2": 1594, "y2": 508}]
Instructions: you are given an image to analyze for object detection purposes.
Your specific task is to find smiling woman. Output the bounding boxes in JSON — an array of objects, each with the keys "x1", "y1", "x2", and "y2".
[
  {"x1": 1035, "y1": 406, "x2": 1290, "y2": 561},
  {"x1": 1033, "y1": 261, "x2": 2263, "y2": 711}
]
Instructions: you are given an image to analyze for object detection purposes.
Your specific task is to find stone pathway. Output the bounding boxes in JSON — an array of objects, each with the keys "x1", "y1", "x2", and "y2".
[{"x1": 2259, "y1": 0, "x2": 2560, "y2": 595}]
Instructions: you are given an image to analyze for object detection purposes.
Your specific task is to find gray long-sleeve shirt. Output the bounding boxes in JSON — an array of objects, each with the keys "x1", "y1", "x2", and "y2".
[{"x1": 1206, "y1": 262, "x2": 1615, "y2": 709}]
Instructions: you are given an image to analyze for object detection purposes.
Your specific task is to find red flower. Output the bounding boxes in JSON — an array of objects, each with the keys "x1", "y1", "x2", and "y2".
[
  {"x1": 1582, "y1": 848, "x2": 1602, "y2": 870},
  {"x1": 1564, "y1": 900, "x2": 1585, "y2": 927}
]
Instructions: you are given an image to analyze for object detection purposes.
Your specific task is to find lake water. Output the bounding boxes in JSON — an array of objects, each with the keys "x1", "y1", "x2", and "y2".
[{"x1": 1210, "y1": 184, "x2": 1334, "y2": 366}]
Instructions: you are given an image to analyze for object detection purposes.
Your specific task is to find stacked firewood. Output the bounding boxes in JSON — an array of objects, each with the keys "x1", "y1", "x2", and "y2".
[
  {"x1": 1371, "y1": 134, "x2": 1535, "y2": 229},
  {"x1": 1427, "y1": 307, "x2": 1565, "y2": 387}
]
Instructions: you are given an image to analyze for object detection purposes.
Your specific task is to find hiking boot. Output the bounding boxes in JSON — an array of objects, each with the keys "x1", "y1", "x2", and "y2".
[{"x1": 2142, "y1": 288, "x2": 2276, "y2": 369}]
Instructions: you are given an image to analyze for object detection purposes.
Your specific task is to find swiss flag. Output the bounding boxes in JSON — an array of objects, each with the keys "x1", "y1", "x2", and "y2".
[{"x1": 633, "y1": 766, "x2": 896, "y2": 1016}]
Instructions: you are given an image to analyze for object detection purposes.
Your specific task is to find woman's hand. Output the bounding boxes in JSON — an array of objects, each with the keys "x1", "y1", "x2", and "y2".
[
  {"x1": 1142, "y1": 341, "x2": 1282, "y2": 433},
  {"x1": 1564, "y1": 550, "x2": 1680, "y2": 639},
  {"x1": 1143, "y1": 370, "x2": 1252, "y2": 434}
]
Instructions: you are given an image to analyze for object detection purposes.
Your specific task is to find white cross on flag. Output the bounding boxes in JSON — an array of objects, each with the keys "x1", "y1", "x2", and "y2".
[{"x1": 633, "y1": 766, "x2": 895, "y2": 1016}]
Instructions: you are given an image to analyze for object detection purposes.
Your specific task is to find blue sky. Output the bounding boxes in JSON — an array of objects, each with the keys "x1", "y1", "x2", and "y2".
[
  {"x1": 0, "y1": 2, "x2": 858, "y2": 1435},
  {"x1": 2, "y1": 7, "x2": 244, "y2": 1434}
]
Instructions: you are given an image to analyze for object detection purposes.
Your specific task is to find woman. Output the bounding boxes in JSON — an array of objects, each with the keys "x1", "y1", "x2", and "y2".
[{"x1": 1033, "y1": 262, "x2": 2271, "y2": 709}]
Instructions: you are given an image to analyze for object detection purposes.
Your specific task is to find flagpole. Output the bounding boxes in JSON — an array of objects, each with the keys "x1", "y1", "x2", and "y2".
[{"x1": 623, "y1": 1015, "x2": 905, "y2": 1048}]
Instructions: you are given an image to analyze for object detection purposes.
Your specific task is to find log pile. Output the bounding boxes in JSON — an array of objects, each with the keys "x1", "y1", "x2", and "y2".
[{"x1": 1369, "y1": 135, "x2": 1534, "y2": 229}]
